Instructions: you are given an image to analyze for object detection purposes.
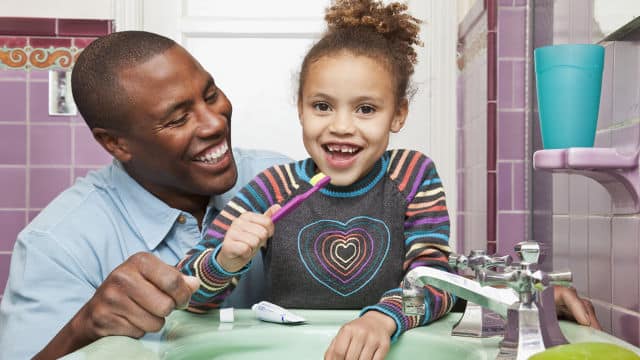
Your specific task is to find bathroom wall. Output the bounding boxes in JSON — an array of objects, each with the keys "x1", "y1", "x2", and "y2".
[{"x1": 0, "y1": 18, "x2": 113, "y2": 298}]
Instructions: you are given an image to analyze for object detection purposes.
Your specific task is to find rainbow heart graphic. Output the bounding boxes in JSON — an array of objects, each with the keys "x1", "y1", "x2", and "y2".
[{"x1": 298, "y1": 216, "x2": 390, "y2": 296}]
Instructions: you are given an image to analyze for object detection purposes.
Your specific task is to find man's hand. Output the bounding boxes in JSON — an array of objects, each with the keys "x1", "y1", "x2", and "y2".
[
  {"x1": 34, "y1": 253, "x2": 200, "y2": 360},
  {"x1": 554, "y1": 286, "x2": 602, "y2": 330},
  {"x1": 325, "y1": 311, "x2": 396, "y2": 360},
  {"x1": 216, "y1": 205, "x2": 280, "y2": 273}
]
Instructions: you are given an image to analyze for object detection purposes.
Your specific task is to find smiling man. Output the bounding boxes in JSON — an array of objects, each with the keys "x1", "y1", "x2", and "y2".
[{"x1": 0, "y1": 31, "x2": 290, "y2": 360}]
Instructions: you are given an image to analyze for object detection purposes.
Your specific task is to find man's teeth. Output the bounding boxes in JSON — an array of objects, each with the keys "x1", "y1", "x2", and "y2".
[
  {"x1": 195, "y1": 143, "x2": 228, "y2": 163},
  {"x1": 327, "y1": 144, "x2": 359, "y2": 153}
]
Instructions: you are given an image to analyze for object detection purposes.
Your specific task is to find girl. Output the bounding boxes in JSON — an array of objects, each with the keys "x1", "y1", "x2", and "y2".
[{"x1": 179, "y1": 1, "x2": 454, "y2": 358}]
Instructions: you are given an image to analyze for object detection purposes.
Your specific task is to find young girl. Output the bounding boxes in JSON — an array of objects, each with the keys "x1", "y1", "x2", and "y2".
[{"x1": 178, "y1": 0, "x2": 454, "y2": 358}]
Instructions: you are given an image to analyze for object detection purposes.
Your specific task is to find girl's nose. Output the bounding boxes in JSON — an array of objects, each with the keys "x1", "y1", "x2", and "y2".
[{"x1": 328, "y1": 111, "x2": 355, "y2": 134}]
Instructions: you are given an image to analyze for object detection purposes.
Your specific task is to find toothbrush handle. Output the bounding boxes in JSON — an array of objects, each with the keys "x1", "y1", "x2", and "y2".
[{"x1": 270, "y1": 195, "x2": 303, "y2": 223}]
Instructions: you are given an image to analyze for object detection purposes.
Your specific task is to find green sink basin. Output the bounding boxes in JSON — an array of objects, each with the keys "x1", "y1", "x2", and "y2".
[{"x1": 62, "y1": 310, "x2": 640, "y2": 360}]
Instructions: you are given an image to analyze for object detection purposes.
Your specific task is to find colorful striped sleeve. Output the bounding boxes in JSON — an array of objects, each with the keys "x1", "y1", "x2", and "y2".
[
  {"x1": 361, "y1": 149, "x2": 455, "y2": 342},
  {"x1": 177, "y1": 164, "x2": 297, "y2": 312}
]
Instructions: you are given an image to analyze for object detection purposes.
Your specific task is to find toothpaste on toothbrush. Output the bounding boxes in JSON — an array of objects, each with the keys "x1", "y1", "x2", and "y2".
[{"x1": 251, "y1": 301, "x2": 306, "y2": 324}]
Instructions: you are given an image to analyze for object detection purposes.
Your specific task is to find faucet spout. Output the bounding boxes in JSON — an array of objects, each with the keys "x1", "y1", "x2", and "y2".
[{"x1": 402, "y1": 267, "x2": 518, "y2": 318}]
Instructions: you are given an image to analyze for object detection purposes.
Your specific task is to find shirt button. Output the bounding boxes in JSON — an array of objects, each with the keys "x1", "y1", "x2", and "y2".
[{"x1": 177, "y1": 215, "x2": 186, "y2": 224}]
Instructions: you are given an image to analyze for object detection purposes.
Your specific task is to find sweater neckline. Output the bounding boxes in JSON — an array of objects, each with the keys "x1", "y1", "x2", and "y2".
[{"x1": 297, "y1": 153, "x2": 389, "y2": 198}]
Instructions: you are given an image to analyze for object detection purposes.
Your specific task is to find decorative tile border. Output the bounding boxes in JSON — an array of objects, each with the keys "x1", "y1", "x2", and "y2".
[{"x1": 0, "y1": 46, "x2": 80, "y2": 70}]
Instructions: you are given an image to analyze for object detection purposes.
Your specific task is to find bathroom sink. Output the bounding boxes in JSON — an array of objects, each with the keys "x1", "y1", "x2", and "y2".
[{"x1": 62, "y1": 309, "x2": 639, "y2": 360}]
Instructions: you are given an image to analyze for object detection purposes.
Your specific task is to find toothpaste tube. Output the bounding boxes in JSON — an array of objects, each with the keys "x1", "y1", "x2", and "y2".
[{"x1": 251, "y1": 301, "x2": 306, "y2": 324}]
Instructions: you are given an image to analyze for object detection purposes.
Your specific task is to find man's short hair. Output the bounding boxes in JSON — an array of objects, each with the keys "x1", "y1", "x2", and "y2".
[{"x1": 71, "y1": 31, "x2": 176, "y2": 130}]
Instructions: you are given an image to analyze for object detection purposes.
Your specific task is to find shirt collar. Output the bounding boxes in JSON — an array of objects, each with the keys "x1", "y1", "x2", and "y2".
[{"x1": 108, "y1": 160, "x2": 206, "y2": 250}]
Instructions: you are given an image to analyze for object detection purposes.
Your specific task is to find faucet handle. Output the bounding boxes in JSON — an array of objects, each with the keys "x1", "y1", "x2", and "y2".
[
  {"x1": 531, "y1": 270, "x2": 572, "y2": 291},
  {"x1": 514, "y1": 241, "x2": 541, "y2": 264},
  {"x1": 477, "y1": 268, "x2": 519, "y2": 287},
  {"x1": 448, "y1": 253, "x2": 469, "y2": 270},
  {"x1": 486, "y1": 254, "x2": 512, "y2": 268}
]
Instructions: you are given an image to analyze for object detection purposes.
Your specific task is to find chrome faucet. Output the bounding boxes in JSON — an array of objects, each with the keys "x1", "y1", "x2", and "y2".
[
  {"x1": 402, "y1": 241, "x2": 572, "y2": 360},
  {"x1": 448, "y1": 250, "x2": 512, "y2": 337}
]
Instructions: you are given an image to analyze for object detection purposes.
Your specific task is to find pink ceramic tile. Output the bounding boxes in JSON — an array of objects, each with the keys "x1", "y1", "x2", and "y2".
[
  {"x1": 0, "y1": 81, "x2": 27, "y2": 122},
  {"x1": 0, "y1": 18, "x2": 55, "y2": 36},
  {"x1": 588, "y1": 178, "x2": 612, "y2": 215},
  {"x1": 0, "y1": 69, "x2": 27, "y2": 80},
  {"x1": 0, "y1": 36, "x2": 28, "y2": 47},
  {"x1": 72, "y1": 166, "x2": 100, "y2": 181},
  {"x1": 488, "y1": 103, "x2": 497, "y2": 171},
  {"x1": 0, "y1": 211, "x2": 26, "y2": 251},
  {"x1": 569, "y1": 2, "x2": 592, "y2": 43},
  {"x1": 57, "y1": 19, "x2": 111, "y2": 37},
  {"x1": 73, "y1": 125, "x2": 112, "y2": 166},
  {"x1": 0, "y1": 168, "x2": 26, "y2": 208},
  {"x1": 28, "y1": 210, "x2": 40, "y2": 222},
  {"x1": 568, "y1": 174, "x2": 589, "y2": 215},
  {"x1": 612, "y1": 42, "x2": 640, "y2": 126},
  {"x1": 28, "y1": 70, "x2": 49, "y2": 81},
  {"x1": 514, "y1": 0, "x2": 526, "y2": 5},
  {"x1": 498, "y1": 0, "x2": 513, "y2": 6},
  {"x1": 552, "y1": 174, "x2": 569, "y2": 214},
  {"x1": 592, "y1": 301, "x2": 612, "y2": 334},
  {"x1": 28, "y1": 167, "x2": 71, "y2": 208},
  {"x1": 0, "y1": 254, "x2": 11, "y2": 295},
  {"x1": 488, "y1": 32, "x2": 497, "y2": 102},
  {"x1": 552, "y1": 216, "x2": 570, "y2": 270},
  {"x1": 512, "y1": 161, "x2": 525, "y2": 210},
  {"x1": 611, "y1": 217, "x2": 640, "y2": 311},
  {"x1": 497, "y1": 8, "x2": 526, "y2": 58},
  {"x1": 588, "y1": 217, "x2": 612, "y2": 302},
  {"x1": 29, "y1": 37, "x2": 72, "y2": 48},
  {"x1": 512, "y1": 60, "x2": 525, "y2": 108},
  {"x1": 29, "y1": 125, "x2": 72, "y2": 165},
  {"x1": 487, "y1": 0, "x2": 497, "y2": 31},
  {"x1": 0, "y1": 125, "x2": 26, "y2": 164},
  {"x1": 497, "y1": 162, "x2": 512, "y2": 210},
  {"x1": 72, "y1": 37, "x2": 97, "y2": 49},
  {"x1": 487, "y1": 172, "x2": 497, "y2": 243},
  {"x1": 569, "y1": 217, "x2": 589, "y2": 294},
  {"x1": 497, "y1": 111, "x2": 525, "y2": 160},
  {"x1": 611, "y1": 309, "x2": 639, "y2": 347},
  {"x1": 611, "y1": 124, "x2": 640, "y2": 155},
  {"x1": 598, "y1": 44, "x2": 614, "y2": 130},
  {"x1": 497, "y1": 60, "x2": 513, "y2": 108},
  {"x1": 497, "y1": 212, "x2": 526, "y2": 256},
  {"x1": 456, "y1": 213, "x2": 465, "y2": 252},
  {"x1": 29, "y1": 82, "x2": 74, "y2": 123}
]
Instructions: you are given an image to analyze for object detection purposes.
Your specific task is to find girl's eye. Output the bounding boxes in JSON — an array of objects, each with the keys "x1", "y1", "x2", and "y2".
[
  {"x1": 313, "y1": 102, "x2": 331, "y2": 112},
  {"x1": 357, "y1": 105, "x2": 375, "y2": 114}
]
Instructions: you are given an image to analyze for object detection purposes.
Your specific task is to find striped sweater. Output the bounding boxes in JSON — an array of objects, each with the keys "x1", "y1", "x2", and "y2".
[{"x1": 178, "y1": 149, "x2": 455, "y2": 341}]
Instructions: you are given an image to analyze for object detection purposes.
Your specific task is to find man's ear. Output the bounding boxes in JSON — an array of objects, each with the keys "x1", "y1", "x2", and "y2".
[
  {"x1": 390, "y1": 98, "x2": 409, "y2": 133},
  {"x1": 92, "y1": 128, "x2": 132, "y2": 163}
]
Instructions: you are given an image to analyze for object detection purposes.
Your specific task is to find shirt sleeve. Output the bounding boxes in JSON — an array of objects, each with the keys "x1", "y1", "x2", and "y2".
[
  {"x1": 360, "y1": 151, "x2": 455, "y2": 342},
  {"x1": 0, "y1": 230, "x2": 96, "y2": 360},
  {"x1": 178, "y1": 166, "x2": 287, "y2": 312}
]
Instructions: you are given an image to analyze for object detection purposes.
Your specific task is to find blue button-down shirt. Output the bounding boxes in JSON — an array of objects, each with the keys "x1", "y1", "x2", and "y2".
[{"x1": 0, "y1": 148, "x2": 291, "y2": 360}]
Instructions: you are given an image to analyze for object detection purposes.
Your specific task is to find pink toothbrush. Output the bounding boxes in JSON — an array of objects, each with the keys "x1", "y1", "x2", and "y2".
[{"x1": 271, "y1": 173, "x2": 331, "y2": 223}]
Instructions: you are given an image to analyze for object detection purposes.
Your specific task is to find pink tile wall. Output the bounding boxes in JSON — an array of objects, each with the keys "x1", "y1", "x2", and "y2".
[{"x1": 0, "y1": 20, "x2": 113, "y2": 298}]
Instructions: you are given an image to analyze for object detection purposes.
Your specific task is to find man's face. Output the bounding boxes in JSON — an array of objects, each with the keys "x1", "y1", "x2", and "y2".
[{"x1": 116, "y1": 45, "x2": 237, "y2": 199}]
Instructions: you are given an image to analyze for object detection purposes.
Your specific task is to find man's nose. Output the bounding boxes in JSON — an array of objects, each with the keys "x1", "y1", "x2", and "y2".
[
  {"x1": 196, "y1": 107, "x2": 227, "y2": 138},
  {"x1": 328, "y1": 111, "x2": 355, "y2": 134}
]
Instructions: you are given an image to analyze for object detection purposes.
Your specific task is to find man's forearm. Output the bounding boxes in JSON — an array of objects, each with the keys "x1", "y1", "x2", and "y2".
[{"x1": 33, "y1": 312, "x2": 93, "y2": 360}]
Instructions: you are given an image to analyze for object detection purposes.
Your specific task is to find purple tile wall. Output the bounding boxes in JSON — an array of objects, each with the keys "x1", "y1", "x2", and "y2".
[{"x1": 0, "y1": 22, "x2": 112, "y2": 298}]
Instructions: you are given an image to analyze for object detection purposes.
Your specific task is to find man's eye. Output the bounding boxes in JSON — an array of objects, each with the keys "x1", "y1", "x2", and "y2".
[
  {"x1": 313, "y1": 102, "x2": 331, "y2": 112},
  {"x1": 166, "y1": 115, "x2": 188, "y2": 127},
  {"x1": 206, "y1": 91, "x2": 218, "y2": 103},
  {"x1": 357, "y1": 105, "x2": 376, "y2": 114}
]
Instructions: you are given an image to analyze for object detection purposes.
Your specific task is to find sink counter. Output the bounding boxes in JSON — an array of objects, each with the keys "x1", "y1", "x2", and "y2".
[{"x1": 62, "y1": 309, "x2": 640, "y2": 359}]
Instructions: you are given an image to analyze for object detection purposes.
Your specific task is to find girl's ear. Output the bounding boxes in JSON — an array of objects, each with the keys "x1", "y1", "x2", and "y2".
[
  {"x1": 92, "y1": 128, "x2": 132, "y2": 163},
  {"x1": 390, "y1": 98, "x2": 409, "y2": 133},
  {"x1": 297, "y1": 98, "x2": 304, "y2": 125}
]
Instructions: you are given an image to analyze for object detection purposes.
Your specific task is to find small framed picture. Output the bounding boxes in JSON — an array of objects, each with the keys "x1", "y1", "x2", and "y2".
[{"x1": 48, "y1": 70, "x2": 77, "y2": 116}]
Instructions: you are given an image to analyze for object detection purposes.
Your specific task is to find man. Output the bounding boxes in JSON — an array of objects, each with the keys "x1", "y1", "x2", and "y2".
[
  {"x1": 0, "y1": 31, "x2": 290, "y2": 359},
  {"x1": 0, "y1": 31, "x2": 600, "y2": 360}
]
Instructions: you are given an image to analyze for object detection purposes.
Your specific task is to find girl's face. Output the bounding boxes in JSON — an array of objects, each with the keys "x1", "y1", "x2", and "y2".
[{"x1": 298, "y1": 52, "x2": 408, "y2": 186}]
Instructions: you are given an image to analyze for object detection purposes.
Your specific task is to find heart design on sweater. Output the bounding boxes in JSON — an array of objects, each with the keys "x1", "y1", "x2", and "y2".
[{"x1": 298, "y1": 216, "x2": 390, "y2": 296}]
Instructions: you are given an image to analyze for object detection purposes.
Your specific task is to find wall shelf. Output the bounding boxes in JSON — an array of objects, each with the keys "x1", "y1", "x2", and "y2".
[{"x1": 533, "y1": 148, "x2": 640, "y2": 214}]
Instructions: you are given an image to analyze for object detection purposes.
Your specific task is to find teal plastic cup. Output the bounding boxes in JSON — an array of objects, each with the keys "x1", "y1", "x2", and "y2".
[{"x1": 534, "y1": 44, "x2": 604, "y2": 149}]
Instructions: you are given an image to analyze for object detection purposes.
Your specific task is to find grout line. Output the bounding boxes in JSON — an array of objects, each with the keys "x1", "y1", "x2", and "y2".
[{"x1": 25, "y1": 72, "x2": 31, "y2": 225}]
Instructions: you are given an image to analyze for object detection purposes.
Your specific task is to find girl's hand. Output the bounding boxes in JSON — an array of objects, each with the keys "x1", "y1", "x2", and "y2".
[
  {"x1": 216, "y1": 204, "x2": 280, "y2": 273},
  {"x1": 554, "y1": 286, "x2": 602, "y2": 330},
  {"x1": 325, "y1": 311, "x2": 396, "y2": 360}
]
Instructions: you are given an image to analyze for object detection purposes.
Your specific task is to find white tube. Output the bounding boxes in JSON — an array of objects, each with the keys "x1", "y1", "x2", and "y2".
[{"x1": 251, "y1": 301, "x2": 306, "y2": 324}]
